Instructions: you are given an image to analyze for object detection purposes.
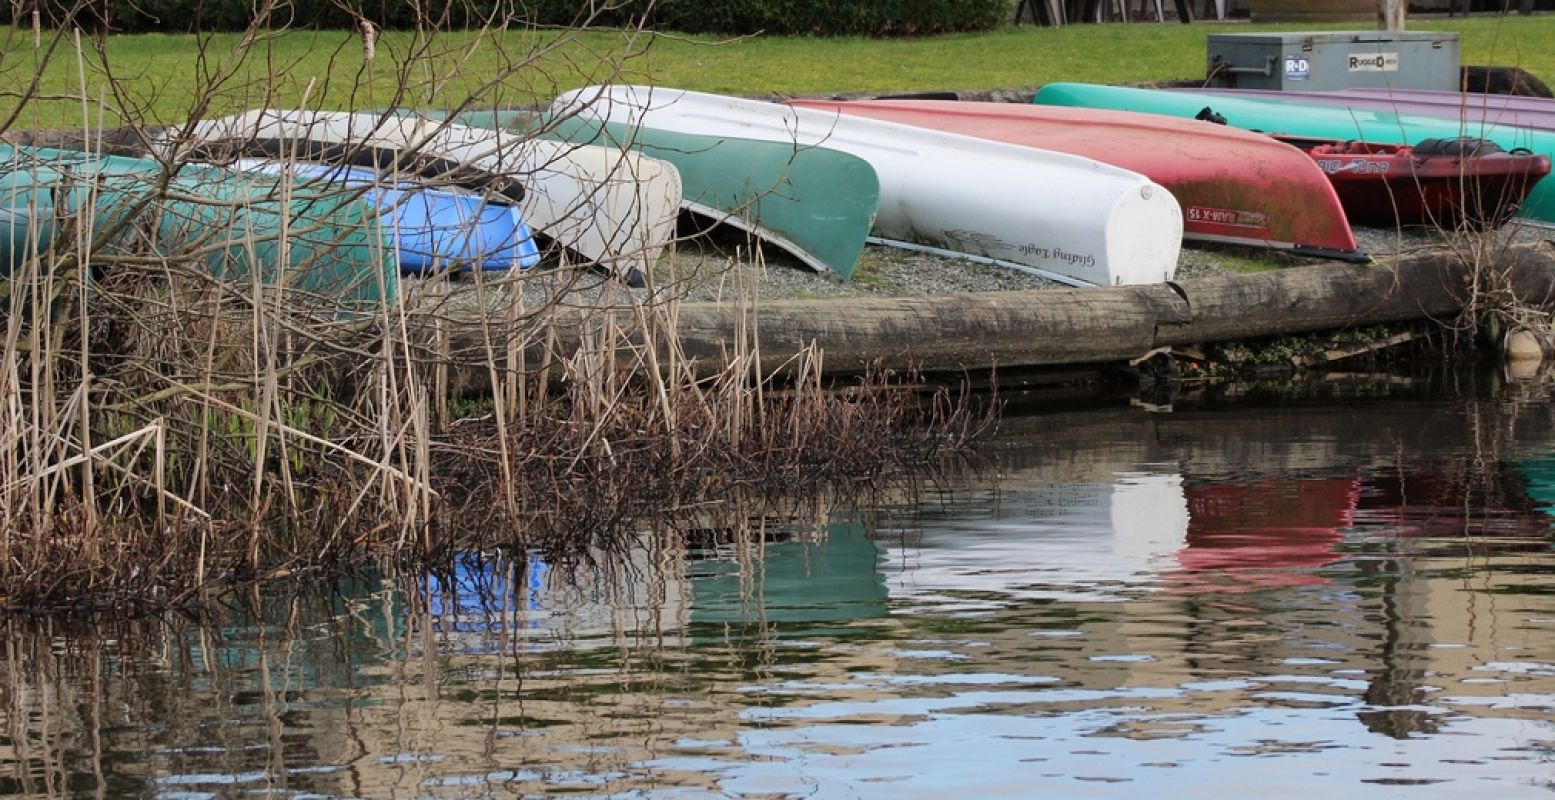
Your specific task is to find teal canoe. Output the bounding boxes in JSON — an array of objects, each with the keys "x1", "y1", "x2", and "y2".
[
  {"x1": 0, "y1": 145, "x2": 398, "y2": 305},
  {"x1": 1034, "y1": 83, "x2": 1555, "y2": 226},
  {"x1": 456, "y1": 110, "x2": 880, "y2": 280}
]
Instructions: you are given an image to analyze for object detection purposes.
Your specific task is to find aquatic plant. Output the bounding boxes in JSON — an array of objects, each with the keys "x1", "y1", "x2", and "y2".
[{"x1": 0, "y1": 1, "x2": 993, "y2": 614}]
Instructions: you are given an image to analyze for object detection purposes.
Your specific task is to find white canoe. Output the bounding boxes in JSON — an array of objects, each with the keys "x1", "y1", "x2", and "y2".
[
  {"x1": 551, "y1": 86, "x2": 1182, "y2": 286},
  {"x1": 166, "y1": 109, "x2": 682, "y2": 283}
]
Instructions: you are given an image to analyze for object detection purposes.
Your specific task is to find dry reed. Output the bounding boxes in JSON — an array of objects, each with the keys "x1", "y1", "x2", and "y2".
[{"x1": 0, "y1": 1, "x2": 995, "y2": 615}]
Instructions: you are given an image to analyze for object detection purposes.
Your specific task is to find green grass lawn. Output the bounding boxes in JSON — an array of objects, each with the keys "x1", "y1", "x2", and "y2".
[{"x1": 2, "y1": 15, "x2": 1552, "y2": 129}]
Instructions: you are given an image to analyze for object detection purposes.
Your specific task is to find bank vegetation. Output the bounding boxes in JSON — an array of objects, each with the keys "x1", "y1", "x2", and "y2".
[
  {"x1": 4, "y1": 1, "x2": 1554, "y2": 617},
  {"x1": 0, "y1": 1, "x2": 997, "y2": 615}
]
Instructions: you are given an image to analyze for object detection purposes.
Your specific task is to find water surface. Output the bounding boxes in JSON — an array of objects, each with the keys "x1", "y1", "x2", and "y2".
[{"x1": 4, "y1": 390, "x2": 1555, "y2": 798}]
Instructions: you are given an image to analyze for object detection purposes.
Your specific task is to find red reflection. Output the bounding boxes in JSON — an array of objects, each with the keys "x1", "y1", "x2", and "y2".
[
  {"x1": 1171, "y1": 477, "x2": 1360, "y2": 593},
  {"x1": 1351, "y1": 471, "x2": 1550, "y2": 539}
]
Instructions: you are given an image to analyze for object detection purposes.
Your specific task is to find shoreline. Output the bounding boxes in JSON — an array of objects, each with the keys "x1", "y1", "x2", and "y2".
[{"x1": 463, "y1": 220, "x2": 1554, "y2": 311}]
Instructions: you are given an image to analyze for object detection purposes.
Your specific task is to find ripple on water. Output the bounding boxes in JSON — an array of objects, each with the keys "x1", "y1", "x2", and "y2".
[{"x1": 8, "y1": 398, "x2": 1555, "y2": 798}]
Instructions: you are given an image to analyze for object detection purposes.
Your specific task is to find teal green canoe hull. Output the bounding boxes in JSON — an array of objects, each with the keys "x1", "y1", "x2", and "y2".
[
  {"x1": 0, "y1": 145, "x2": 398, "y2": 305},
  {"x1": 1034, "y1": 83, "x2": 1555, "y2": 226},
  {"x1": 456, "y1": 110, "x2": 880, "y2": 280}
]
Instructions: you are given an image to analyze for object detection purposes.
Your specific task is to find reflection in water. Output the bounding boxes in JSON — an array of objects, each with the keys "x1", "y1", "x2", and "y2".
[
  {"x1": 422, "y1": 544, "x2": 689, "y2": 650},
  {"x1": 3, "y1": 397, "x2": 1555, "y2": 797},
  {"x1": 690, "y1": 523, "x2": 889, "y2": 628},
  {"x1": 1175, "y1": 477, "x2": 1357, "y2": 592},
  {"x1": 881, "y1": 473, "x2": 1189, "y2": 608}
]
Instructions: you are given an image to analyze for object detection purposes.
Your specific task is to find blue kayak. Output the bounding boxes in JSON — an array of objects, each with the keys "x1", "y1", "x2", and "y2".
[{"x1": 244, "y1": 162, "x2": 540, "y2": 274}]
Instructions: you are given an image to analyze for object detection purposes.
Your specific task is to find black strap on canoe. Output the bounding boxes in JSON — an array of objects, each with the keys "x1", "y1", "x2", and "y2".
[
  {"x1": 1411, "y1": 137, "x2": 1503, "y2": 158},
  {"x1": 184, "y1": 138, "x2": 526, "y2": 205},
  {"x1": 1194, "y1": 106, "x2": 1228, "y2": 125}
]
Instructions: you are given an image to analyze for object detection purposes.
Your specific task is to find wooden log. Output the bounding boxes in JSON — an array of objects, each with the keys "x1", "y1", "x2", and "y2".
[
  {"x1": 669, "y1": 283, "x2": 1190, "y2": 374},
  {"x1": 429, "y1": 243, "x2": 1555, "y2": 382},
  {"x1": 1157, "y1": 244, "x2": 1555, "y2": 346}
]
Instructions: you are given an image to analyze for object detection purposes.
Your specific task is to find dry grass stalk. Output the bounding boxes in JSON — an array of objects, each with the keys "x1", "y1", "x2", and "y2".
[{"x1": 0, "y1": 3, "x2": 994, "y2": 615}]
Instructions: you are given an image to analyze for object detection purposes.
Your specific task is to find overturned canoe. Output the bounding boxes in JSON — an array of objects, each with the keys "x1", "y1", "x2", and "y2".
[
  {"x1": 0, "y1": 144, "x2": 397, "y2": 306},
  {"x1": 1288, "y1": 138, "x2": 1551, "y2": 228},
  {"x1": 553, "y1": 85, "x2": 1183, "y2": 286},
  {"x1": 235, "y1": 160, "x2": 541, "y2": 274},
  {"x1": 1034, "y1": 83, "x2": 1555, "y2": 226},
  {"x1": 165, "y1": 110, "x2": 681, "y2": 283},
  {"x1": 790, "y1": 98, "x2": 1363, "y2": 262},
  {"x1": 456, "y1": 109, "x2": 880, "y2": 281},
  {"x1": 1186, "y1": 87, "x2": 1555, "y2": 135}
]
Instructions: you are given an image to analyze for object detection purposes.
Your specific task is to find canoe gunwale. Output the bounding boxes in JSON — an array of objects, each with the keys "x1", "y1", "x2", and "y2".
[
  {"x1": 863, "y1": 236, "x2": 1094, "y2": 287},
  {"x1": 1186, "y1": 230, "x2": 1369, "y2": 263},
  {"x1": 682, "y1": 199, "x2": 831, "y2": 275}
]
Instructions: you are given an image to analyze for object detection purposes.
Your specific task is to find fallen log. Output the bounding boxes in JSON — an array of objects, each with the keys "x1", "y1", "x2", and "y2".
[
  {"x1": 428, "y1": 241, "x2": 1555, "y2": 381},
  {"x1": 1156, "y1": 242, "x2": 1555, "y2": 347},
  {"x1": 669, "y1": 282, "x2": 1189, "y2": 374}
]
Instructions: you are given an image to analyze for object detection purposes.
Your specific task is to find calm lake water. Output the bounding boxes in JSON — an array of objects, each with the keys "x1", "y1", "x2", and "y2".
[{"x1": 5, "y1": 383, "x2": 1555, "y2": 798}]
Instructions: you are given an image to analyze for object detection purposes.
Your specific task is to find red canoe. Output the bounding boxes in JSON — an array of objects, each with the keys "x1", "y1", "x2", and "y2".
[
  {"x1": 789, "y1": 98, "x2": 1365, "y2": 262},
  {"x1": 1282, "y1": 136, "x2": 1552, "y2": 228}
]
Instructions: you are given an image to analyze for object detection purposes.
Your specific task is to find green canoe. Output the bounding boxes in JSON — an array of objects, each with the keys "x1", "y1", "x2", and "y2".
[
  {"x1": 456, "y1": 110, "x2": 880, "y2": 280},
  {"x1": 0, "y1": 145, "x2": 398, "y2": 306},
  {"x1": 1034, "y1": 82, "x2": 1555, "y2": 226}
]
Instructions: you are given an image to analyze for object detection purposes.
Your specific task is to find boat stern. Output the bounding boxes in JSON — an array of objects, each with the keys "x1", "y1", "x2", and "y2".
[{"x1": 1104, "y1": 180, "x2": 1184, "y2": 285}]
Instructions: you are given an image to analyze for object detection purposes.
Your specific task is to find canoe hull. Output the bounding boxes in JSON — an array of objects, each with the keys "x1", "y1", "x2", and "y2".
[
  {"x1": 169, "y1": 110, "x2": 682, "y2": 281},
  {"x1": 554, "y1": 85, "x2": 1183, "y2": 286},
  {"x1": 0, "y1": 145, "x2": 397, "y2": 305},
  {"x1": 1293, "y1": 140, "x2": 1551, "y2": 227},
  {"x1": 238, "y1": 161, "x2": 541, "y2": 273},
  {"x1": 457, "y1": 110, "x2": 880, "y2": 280},
  {"x1": 1034, "y1": 82, "x2": 1555, "y2": 227},
  {"x1": 1187, "y1": 87, "x2": 1555, "y2": 135},
  {"x1": 791, "y1": 98, "x2": 1362, "y2": 260}
]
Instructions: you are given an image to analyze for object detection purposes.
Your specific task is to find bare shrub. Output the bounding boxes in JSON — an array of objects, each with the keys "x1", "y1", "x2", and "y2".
[{"x1": 0, "y1": 0, "x2": 992, "y2": 614}]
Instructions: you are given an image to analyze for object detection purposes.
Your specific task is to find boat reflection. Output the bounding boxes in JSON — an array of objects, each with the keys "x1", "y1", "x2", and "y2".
[
  {"x1": 1170, "y1": 476, "x2": 1359, "y2": 592},
  {"x1": 420, "y1": 544, "x2": 690, "y2": 652},
  {"x1": 688, "y1": 522, "x2": 889, "y2": 630},
  {"x1": 4, "y1": 398, "x2": 1555, "y2": 798},
  {"x1": 881, "y1": 472, "x2": 1189, "y2": 608}
]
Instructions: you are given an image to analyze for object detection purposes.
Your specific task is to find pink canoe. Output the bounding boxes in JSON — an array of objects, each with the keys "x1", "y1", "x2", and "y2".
[
  {"x1": 790, "y1": 98, "x2": 1365, "y2": 262},
  {"x1": 1186, "y1": 87, "x2": 1555, "y2": 135}
]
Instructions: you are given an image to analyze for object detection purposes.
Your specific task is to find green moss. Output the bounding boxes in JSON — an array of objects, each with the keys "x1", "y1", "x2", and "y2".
[
  {"x1": 1204, "y1": 250, "x2": 1287, "y2": 274},
  {"x1": 849, "y1": 260, "x2": 884, "y2": 286}
]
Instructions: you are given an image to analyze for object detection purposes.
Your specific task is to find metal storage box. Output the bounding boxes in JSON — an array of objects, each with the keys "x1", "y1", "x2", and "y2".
[{"x1": 1206, "y1": 31, "x2": 1460, "y2": 91}]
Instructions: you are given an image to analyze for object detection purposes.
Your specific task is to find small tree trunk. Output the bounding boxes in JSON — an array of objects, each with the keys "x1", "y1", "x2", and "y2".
[{"x1": 1378, "y1": 0, "x2": 1405, "y2": 30}]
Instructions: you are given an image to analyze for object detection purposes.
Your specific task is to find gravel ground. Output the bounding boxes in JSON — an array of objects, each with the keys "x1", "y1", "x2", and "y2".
[
  {"x1": 439, "y1": 220, "x2": 1555, "y2": 313},
  {"x1": 629, "y1": 220, "x2": 1555, "y2": 303}
]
